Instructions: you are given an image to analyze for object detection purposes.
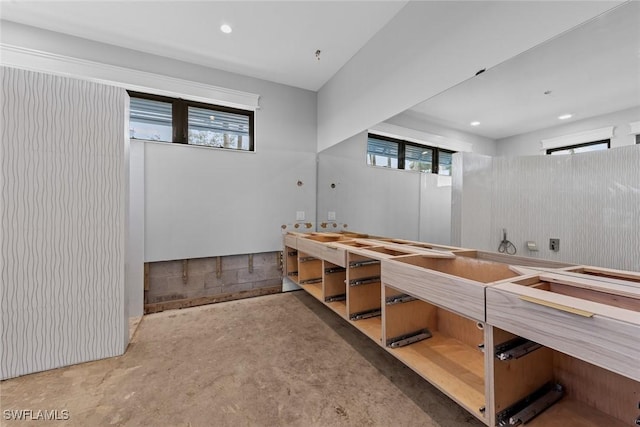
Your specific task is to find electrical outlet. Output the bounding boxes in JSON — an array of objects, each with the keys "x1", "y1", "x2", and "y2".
[
  {"x1": 328, "y1": 211, "x2": 336, "y2": 221},
  {"x1": 296, "y1": 211, "x2": 305, "y2": 221},
  {"x1": 549, "y1": 238, "x2": 560, "y2": 252}
]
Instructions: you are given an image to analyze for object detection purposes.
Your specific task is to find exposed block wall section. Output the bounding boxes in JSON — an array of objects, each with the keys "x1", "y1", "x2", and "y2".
[{"x1": 145, "y1": 252, "x2": 282, "y2": 305}]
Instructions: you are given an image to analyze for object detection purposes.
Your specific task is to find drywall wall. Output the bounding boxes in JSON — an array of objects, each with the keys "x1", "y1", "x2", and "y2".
[
  {"x1": 1, "y1": 67, "x2": 129, "y2": 379},
  {"x1": 128, "y1": 139, "x2": 144, "y2": 318},
  {"x1": 144, "y1": 142, "x2": 316, "y2": 261},
  {"x1": 317, "y1": 132, "x2": 455, "y2": 243},
  {"x1": 419, "y1": 174, "x2": 452, "y2": 245},
  {"x1": 317, "y1": 1, "x2": 621, "y2": 152},
  {"x1": 450, "y1": 152, "x2": 493, "y2": 249},
  {"x1": 453, "y1": 146, "x2": 640, "y2": 271},
  {"x1": 1, "y1": 21, "x2": 318, "y2": 262},
  {"x1": 497, "y1": 106, "x2": 640, "y2": 157}
]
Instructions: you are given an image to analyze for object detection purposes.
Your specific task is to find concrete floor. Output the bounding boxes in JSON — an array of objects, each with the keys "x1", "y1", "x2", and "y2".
[{"x1": 1, "y1": 291, "x2": 484, "y2": 427}]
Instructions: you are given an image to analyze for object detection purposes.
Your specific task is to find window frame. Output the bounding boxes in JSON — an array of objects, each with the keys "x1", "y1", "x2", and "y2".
[
  {"x1": 545, "y1": 139, "x2": 610, "y2": 155},
  {"x1": 128, "y1": 91, "x2": 255, "y2": 151},
  {"x1": 367, "y1": 133, "x2": 455, "y2": 175}
]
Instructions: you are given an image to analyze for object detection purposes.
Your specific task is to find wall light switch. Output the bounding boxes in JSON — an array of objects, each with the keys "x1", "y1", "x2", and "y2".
[
  {"x1": 328, "y1": 211, "x2": 336, "y2": 221},
  {"x1": 549, "y1": 238, "x2": 560, "y2": 252},
  {"x1": 296, "y1": 211, "x2": 305, "y2": 221}
]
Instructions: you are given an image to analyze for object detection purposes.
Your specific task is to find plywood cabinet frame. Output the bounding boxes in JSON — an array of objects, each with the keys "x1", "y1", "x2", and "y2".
[{"x1": 282, "y1": 232, "x2": 640, "y2": 427}]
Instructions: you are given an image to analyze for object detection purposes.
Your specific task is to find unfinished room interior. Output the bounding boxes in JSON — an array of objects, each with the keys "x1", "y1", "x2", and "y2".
[{"x1": 1, "y1": 1, "x2": 639, "y2": 426}]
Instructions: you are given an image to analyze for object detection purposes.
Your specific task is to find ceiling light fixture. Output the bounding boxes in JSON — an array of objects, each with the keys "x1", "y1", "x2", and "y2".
[
  {"x1": 470, "y1": 121, "x2": 481, "y2": 126},
  {"x1": 220, "y1": 24, "x2": 232, "y2": 34},
  {"x1": 558, "y1": 114, "x2": 572, "y2": 120}
]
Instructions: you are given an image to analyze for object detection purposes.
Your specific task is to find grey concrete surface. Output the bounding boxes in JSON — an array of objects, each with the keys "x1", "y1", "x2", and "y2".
[{"x1": 1, "y1": 292, "x2": 484, "y2": 426}]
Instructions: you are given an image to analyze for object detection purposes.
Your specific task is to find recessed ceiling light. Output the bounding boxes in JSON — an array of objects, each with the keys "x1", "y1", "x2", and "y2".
[
  {"x1": 220, "y1": 24, "x2": 232, "y2": 34},
  {"x1": 558, "y1": 114, "x2": 572, "y2": 120},
  {"x1": 470, "y1": 121, "x2": 481, "y2": 126}
]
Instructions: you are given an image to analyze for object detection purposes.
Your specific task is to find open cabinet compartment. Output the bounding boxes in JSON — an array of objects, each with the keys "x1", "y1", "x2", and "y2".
[
  {"x1": 323, "y1": 260, "x2": 347, "y2": 318},
  {"x1": 383, "y1": 284, "x2": 488, "y2": 422},
  {"x1": 346, "y1": 251, "x2": 385, "y2": 343},
  {"x1": 284, "y1": 245, "x2": 299, "y2": 284},
  {"x1": 486, "y1": 273, "x2": 640, "y2": 382},
  {"x1": 490, "y1": 326, "x2": 639, "y2": 427},
  {"x1": 297, "y1": 251, "x2": 323, "y2": 301},
  {"x1": 382, "y1": 254, "x2": 520, "y2": 321}
]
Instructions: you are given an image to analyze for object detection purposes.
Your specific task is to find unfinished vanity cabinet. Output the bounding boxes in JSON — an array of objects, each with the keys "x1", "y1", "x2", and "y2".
[
  {"x1": 488, "y1": 326, "x2": 639, "y2": 427},
  {"x1": 382, "y1": 253, "x2": 520, "y2": 321},
  {"x1": 382, "y1": 284, "x2": 487, "y2": 422},
  {"x1": 486, "y1": 273, "x2": 640, "y2": 427},
  {"x1": 486, "y1": 273, "x2": 640, "y2": 382}
]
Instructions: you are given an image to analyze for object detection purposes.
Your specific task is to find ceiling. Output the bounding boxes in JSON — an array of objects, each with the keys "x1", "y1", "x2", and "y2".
[
  {"x1": 406, "y1": 1, "x2": 640, "y2": 140},
  {"x1": 0, "y1": 1, "x2": 407, "y2": 91}
]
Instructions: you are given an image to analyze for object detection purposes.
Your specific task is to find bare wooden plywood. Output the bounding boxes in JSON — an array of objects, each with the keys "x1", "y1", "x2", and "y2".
[
  {"x1": 553, "y1": 352, "x2": 640, "y2": 425},
  {"x1": 437, "y1": 310, "x2": 484, "y2": 350},
  {"x1": 348, "y1": 283, "x2": 382, "y2": 316},
  {"x1": 323, "y1": 260, "x2": 345, "y2": 300},
  {"x1": 384, "y1": 299, "x2": 437, "y2": 344},
  {"x1": 525, "y1": 399, "x2": 628, "y2": 427},
  {"x1": 492, "y1": 339, "x2": 554, "y2": 413},
  {"x1": 389, "y1": 332, "x2": 486, "y2": 422},
  {"x1": 352, "y1": 316, "x2": 382, "y2": 344},
  {"x1": 301, "y1": 283, "x2": 323, "y2": 302}
]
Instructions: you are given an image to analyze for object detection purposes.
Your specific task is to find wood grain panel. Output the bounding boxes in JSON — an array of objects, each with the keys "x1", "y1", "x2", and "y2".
[
  {"x1": 381, "y1": 258, "x2": 487, "y2": 321},
  {"x1": 486, "y1": 285, "x2": 640, "y2": 382}
]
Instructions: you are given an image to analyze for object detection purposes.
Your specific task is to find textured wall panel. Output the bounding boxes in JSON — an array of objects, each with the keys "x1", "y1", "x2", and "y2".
[
  {"x1": 1, "y1": 67, "x2": 127, "y2": 379},
  {"x1": 456, "y1": 146, "x2": 640, "y2": 272}
]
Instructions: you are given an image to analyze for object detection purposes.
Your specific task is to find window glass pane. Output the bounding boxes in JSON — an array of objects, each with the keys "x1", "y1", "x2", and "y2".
[
  {"x1": 405, "y1": 145, "x2": 433, "y2": 172},
  {"x1": 129, "y1": 98, "x2": 172, "y2": 142},
  {"x1": 549, "y1": 141, "x2": 608, "y2": 155},
  {"x1": 438, "y1": 151, "x2": 453, "y2": 176},
  {"x1": 188, "y1": 106, "x2": 251, "y2": 150},
  {"x1": 635, "y1": 134, "x2": 640, "y2": 144},
  {"x1": 367, "y1": 136, "x2": 399, "y2": 168}
]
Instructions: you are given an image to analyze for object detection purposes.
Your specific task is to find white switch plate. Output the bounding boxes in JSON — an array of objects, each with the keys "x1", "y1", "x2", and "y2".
[
  {"x1": 328, "y1": 211, "x2": 336, "y2": 221},
  {"x1": 296, "y1": 211, "x2": 305, "y2": 221}
]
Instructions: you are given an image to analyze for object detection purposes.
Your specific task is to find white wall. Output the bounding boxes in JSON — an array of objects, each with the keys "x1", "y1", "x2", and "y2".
[
  {"x1": 128, "y1": 140, "x2": 145, "y2": 317},
  {"x1": 317, "y1": 1, "x2": 620, "y2": 152},
  {"x1": 317, "y1": 132, "x2": 454, "y2": 243},
  {"x1": 453, "y1": 146, "x2": 640, "y2": 272},
  {"x1": 1, "y1": 21, "x2": 318, "y2": 262},
  {"x1": 1, "y1": 67, "x2": 128, "y2": 379},
  {"x1": 497, "y1": 107, "x2": 640, "y2": 157}
]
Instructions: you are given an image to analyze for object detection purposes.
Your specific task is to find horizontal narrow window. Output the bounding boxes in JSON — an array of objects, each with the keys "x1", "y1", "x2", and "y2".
[
  {"x1": 405, "y1": 144, "x2": 433, "y2": 173},
  {"x1": 129, "y1": 97, "x2": 172, "y2": 142},
  {"x1": 367, "y1": 135, "x2": 399, "y2": 168},
  {"x1": 367, "y1": 133, "x2": 455, "y2": 175},
  {"x1": 438, "y1": 150, "x2": 454, "y2": 176},
  {"x1": 546, "y1": 139, "x2": 609, "y2": 155},
  {"x1": 128, "y1": 91, "x2": 254, "y2": 151}
]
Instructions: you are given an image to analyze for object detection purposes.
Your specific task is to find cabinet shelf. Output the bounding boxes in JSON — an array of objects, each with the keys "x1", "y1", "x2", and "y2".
[
  {"x1": 525, "y1": 398, "x2": 628, "y2": 427},
  {"x1": 391, "y1": 332, "x2": 485, "y2": 420}
]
